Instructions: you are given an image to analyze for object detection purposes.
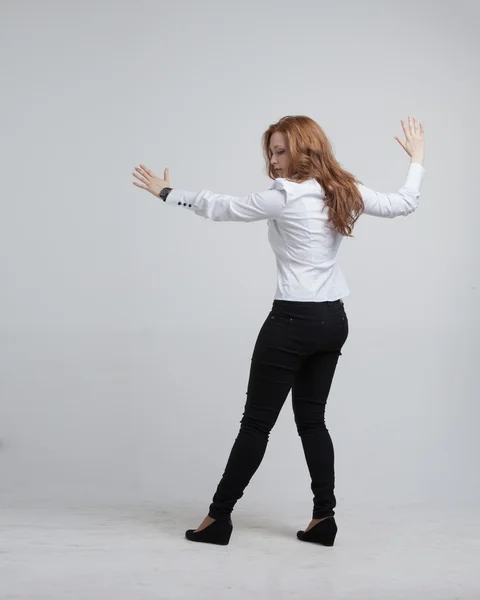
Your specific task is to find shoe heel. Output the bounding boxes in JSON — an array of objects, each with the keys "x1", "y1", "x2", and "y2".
[
  {"x1": 185, "y1": 517, "x2": 233, "y2": 546},
  {"x1": 297, "y1": 516, "x2": 337, "y2": 546}
]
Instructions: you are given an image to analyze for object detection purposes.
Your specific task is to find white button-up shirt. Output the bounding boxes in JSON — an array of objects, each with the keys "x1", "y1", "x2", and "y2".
[{"x1": 165, "y1": 162, "x2": 425, "y2": 302}]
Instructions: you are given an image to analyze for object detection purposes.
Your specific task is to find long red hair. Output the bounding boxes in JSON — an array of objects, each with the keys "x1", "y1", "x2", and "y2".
[{"x1": 262, "y1": 115, "x2": 364, "y2": 237}]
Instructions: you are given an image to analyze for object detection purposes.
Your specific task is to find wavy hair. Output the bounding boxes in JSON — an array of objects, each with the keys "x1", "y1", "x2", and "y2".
[{"x1": 262, "y1": 115, "x2": 364, "y2": 237}]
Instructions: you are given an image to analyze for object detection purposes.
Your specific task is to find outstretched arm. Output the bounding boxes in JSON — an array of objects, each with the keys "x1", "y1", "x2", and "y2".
[
  {"x1": 164, "y1": 187, "x2": 286, "y2": 222},
  {"x1": 358, "y1": 161, "x2": 425, "y2": 218},
  {"x1": 359, "y1": 116, "x2": 426, "y2": 218},
  {"x1": 132, "y1": 166, "x2": 287, "y2": 222}
]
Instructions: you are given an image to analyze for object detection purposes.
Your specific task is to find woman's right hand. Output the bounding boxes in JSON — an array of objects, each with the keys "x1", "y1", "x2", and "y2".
[{"x1": 394, "y1": 116, "x2": 425, "y2": 164}]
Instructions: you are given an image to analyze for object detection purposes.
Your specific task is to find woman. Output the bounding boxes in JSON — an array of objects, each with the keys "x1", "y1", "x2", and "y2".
[{"x1": 132, "y1": 115, "x2": 425, "y2": 546}]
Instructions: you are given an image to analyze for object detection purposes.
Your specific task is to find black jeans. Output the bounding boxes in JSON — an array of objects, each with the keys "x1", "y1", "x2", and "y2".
[{"x1": 208, "y1": 299, "x2": 349, "y2": 520}]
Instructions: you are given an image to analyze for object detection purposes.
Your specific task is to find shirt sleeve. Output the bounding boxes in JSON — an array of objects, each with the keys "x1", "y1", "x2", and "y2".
[
  {"x1": 164, "y1": 182, "x2": 287, "y2": 222},
  {"x1": 358, "y1": 162, "x2": 425, "y2": 218}
]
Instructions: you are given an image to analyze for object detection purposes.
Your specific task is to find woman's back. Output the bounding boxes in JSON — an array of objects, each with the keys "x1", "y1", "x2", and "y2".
[
  {"x1": 268, "y1": 177, "x2": 346, "y2": 302},
  {"x1": 267, "y1": 161, "x2": 424, "y2": 301}
]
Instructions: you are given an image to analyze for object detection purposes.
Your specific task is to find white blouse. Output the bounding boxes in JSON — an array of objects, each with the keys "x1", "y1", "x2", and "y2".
[{"x1": 164, "y1": 162, "x2": 425, "y2": 302}]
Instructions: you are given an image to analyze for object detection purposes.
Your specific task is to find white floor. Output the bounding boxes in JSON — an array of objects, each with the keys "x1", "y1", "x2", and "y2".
[{"x1": 1, "y1": 501, "x2": 479, "y2": 599}]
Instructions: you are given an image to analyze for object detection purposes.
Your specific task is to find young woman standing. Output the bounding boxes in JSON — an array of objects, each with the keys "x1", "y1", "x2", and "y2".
[{"x1": 132, "y1": 115, "x2": 425, "y2": 546}]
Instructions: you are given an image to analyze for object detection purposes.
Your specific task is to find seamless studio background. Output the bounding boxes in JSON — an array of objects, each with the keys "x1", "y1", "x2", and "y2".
[
  {"x1": 0, "y1": 0, "x2": 479, "y2": 594},
  {"x1": 1, "y1": 0, "x2": 478, "y2": 513}
]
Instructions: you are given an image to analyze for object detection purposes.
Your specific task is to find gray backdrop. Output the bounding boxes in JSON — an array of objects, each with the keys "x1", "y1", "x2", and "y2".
[{"x1": 1, "y1": 0, "x2": 478, "y2": 513}]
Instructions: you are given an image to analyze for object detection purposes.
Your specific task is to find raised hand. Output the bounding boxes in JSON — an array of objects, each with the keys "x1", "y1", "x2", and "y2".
[
  {"x1": 132, "y1": 165, "x2": 170, "y2": 197},
  {"x1": 394, "y1": 116, "x2": 425, "y2": 162}
]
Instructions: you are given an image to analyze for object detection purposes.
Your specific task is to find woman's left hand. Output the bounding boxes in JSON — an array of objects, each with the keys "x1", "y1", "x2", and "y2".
[{"x1": 132, "y1": 165, "x2": 170, "y2": 197}]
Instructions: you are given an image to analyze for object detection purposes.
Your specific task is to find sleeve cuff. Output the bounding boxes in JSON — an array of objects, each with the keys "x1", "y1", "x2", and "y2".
[
  {"x1": 409, "y1": 161, "x2": 425, "y2": 172},
  {"x1": 164, "y1": 188, "x2": 198, "y2": 210},
  {"x1": 406, "y1": 162, "x2": 425, "y2": 189}
]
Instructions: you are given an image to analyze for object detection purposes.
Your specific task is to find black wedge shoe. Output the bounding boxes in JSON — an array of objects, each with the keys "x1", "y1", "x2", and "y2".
[
  {"x1": 297, "y1": 516, "x2": 337, "y2": 546},
  {"x1": 185, "y1": 516, "x2": 233, "y2": 546}
]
